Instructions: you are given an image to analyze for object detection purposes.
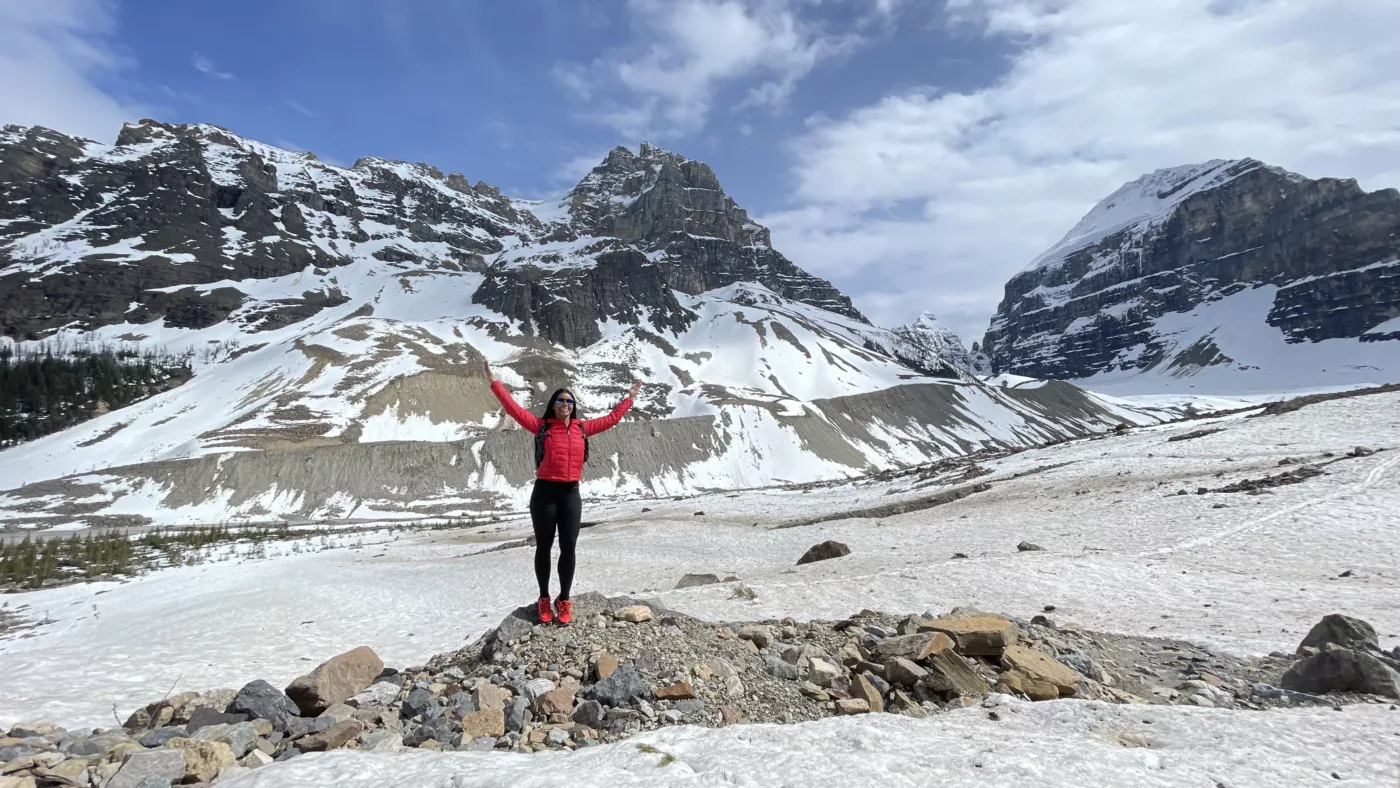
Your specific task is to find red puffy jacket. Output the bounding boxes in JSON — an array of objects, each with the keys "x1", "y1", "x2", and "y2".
[{"x1": 491, "y1": 380, "x2": 632, "y2": 482}]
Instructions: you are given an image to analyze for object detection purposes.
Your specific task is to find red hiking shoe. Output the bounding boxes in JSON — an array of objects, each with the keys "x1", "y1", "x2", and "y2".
[
  {"x1": 536, "y1": 597, "x2": 554, "y2": 624},
  {"x1": 554, "y1": 598, "x2": 573, "y2": 625}
]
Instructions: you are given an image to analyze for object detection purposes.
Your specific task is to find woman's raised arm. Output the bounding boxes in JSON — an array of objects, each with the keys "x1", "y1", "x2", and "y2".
[{"x1": 486, "y1": 360, "x2": 542, "y2": 432}]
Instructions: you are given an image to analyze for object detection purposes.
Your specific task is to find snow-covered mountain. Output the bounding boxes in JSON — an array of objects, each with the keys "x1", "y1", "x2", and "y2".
[
  {"x1": 982, "y1": 159, "x2": 1400, "y2": 392},
  {"x1": 0, "y1": 121, "x2": 1173, "y2": 527}
]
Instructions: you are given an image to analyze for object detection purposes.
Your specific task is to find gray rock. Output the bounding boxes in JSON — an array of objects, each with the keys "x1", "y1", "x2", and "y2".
[
  {"x1": 523, "y1": 679, "x2": 555, "y2": 702},
  {"x1": 106, "y1": 749, "x2": 187, "y2": 788},
  {"x1": 183, "y1": 707, "x2": 249, "y2": 734},
  {"x1": 1281, "y1": 648, "x2": 1400, "y2": 698},
  {"x1": 589, "y1": 665, "x2": 646, "y2": 707},
  {"x1": 192, "y1": 722, "x2": 258, "y2": 758},
  {"x1": 0, "y1": 745, "x2": 40, "y2": 761},
  {"x1": 447, "y1": 692, "x2": 476, "y2": 718},
  {"x1": 359, "y1": 731, "x2": 404, "y2": 753},
  {"x1": 402, "y1": 689, "x2": 441, "y2": 720},
  {"x1": 674, "y1": 574, "x2": 722, "y2": 589},
  {"x1": 661, "y1": 710, "x2": 682, "y2": 725},
  {"x1": 504, "y1": 697, "x2": 529, "y2": 733},
  {"x1": 67, "y1": 730, "x2": 134, "y2": 756},
  {"x1": 1017, "y1": 541, "x2": 1046, "y2": 552},
  {"x1": 1056, "y1": 653, "x2": 1104, "y2": 682},
  {"x1": 1297, "y1": 614, "x2": 1381, "y2": 655},
  {"x1": 546, "y1": 728, "x2": 571, "y2": 746},
  {"x1": 675, "y1": 699, "x2": 705, "y2": 715},
  {"x1": 138, "y1": 726, "x2": 190, "y2": 748},
  {"x1": 347, "y1": 681, "x2": 400, "y2": 709},
  {"x1": 764, "y1": 658, "x2": 800, "y2": 681},
  {"x1": 229, "y1": 681, "x2": 299, "y2": 732},
  {"x1": 570, "y1": 700, "x2": 605, "y2": 729},
  {"x1": 796, "y1": 540, "x2": 851, "y2": 565},
  {"x1": 865, "y1": 673, "x2": 891, "y2": 697},
  {"x1": 465, "y1": 737, "x2": 496, "y2": 752}
]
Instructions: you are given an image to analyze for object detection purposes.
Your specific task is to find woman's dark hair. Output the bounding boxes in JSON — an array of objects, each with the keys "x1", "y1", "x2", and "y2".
[{"x1": 539, "y1": 388, "x2": 581, "y2": 421}]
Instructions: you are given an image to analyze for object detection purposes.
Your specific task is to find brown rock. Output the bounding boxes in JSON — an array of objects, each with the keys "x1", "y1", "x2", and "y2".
[
  {"x1": 919, "y1": 616, "x2": 1020, "y2": 656},
  {"x1": 459, "y1": 708, "x2": 506, "y2": 740},
  {"x1": 719, "y1": 706, "x2": 744, "y2": 725},
  {"x1": 997, "y1": 671, "x2": 1060, "y2": 701},
  {"x1": 884, "y1": 657, "x2": 928, "y2": 687},
  {"x1": 655, "y1": 682, "x2": 697, "y2": 701},
  {"x1": 285, "y1": 646, "x2": 385, "y2": 716},
  {"x1": 535, "y1": 687, "x2": 576, "y2": 717},
  {"x1": 473, "y1": 683, "x2": 510, "y2": 711},
  {"x1": 298, "y1": 720, "x2": 363, "y2": 752},
  {"x1": 797, "y1": 540, "x2": 851, "y2": 565},
  {"x1": 851, "y1": 674, "x2": 885, "y2": 713},
  {"x1": 692, "y1": 664, "x2": 713, "y2": 681},
  {"x1": 873, "y1": 632, "x2": 955, "y2": 662},
  {"x1": 835, "y1": 698, "x2": 870, "y2": 715},
  {"x1": 1000, "y1": 645, "x2": 1080, "y2": 696},
  {"x1": 923, "y1": 650, "x2": 991, "y2": 696},
  {"x1": 595, "y1": 654, "x2": 619, "y2": 680},
  {"x1": 167, "y1": 738, "x2": 237, "y2": 783}
]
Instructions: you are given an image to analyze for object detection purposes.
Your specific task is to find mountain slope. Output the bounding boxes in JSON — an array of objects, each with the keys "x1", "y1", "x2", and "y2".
[
  {"x1": 0, "y1": 121, "x2": 1177, "y2": 527},
  {"x1": 982, "y1": 159, "x2": 1400, "y2": 391}
]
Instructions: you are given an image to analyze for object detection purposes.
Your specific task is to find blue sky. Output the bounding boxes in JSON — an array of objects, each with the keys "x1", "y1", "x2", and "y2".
[{"x1": 4, "y1": 0, "x2": 1400, "y2": 344}]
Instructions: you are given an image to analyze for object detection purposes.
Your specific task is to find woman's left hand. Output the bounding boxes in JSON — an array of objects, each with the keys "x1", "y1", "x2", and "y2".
[{"x1": 628, "y1": 379, "x2": 643, "y2": 398}]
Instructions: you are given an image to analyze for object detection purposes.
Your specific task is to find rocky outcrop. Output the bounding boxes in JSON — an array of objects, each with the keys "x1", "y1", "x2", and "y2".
[{"x1": 983, "y1": 159, "x2": 1400, "y2": 379}]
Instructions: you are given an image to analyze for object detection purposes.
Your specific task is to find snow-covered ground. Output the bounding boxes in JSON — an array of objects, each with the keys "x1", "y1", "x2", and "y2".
[{"x1": 1, "y1": 391, "x2": 1398, "y2": 785}]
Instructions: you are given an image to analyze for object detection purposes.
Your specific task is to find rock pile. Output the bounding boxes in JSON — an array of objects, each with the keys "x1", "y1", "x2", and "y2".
[{"x1": 3, "y1": 602, "x2": 1394, "y2": 786}]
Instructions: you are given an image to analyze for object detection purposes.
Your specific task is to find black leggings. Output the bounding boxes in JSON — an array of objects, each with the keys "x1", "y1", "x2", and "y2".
[{"x1": 530, "y1": 480, "x2": 582, "y2": 600}]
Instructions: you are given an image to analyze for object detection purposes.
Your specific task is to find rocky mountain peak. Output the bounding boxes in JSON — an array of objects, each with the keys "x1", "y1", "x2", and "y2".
[
  {"x1": 889, "y1": 312, "x2": 973, "y2": 376},
  {"x1": 985, "y1": 158, "x2": 1400, "y2": 381},
  {"x1": 567, "y1": 142, "x2": 771, "y2": 249}
]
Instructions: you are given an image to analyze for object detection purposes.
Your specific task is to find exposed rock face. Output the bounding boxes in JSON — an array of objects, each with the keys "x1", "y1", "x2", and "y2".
[
  {"x1": 0, "y1": 121, "x2": 516, "y2": 340},
  {"x1": 983, "y1": 159, "x2": 1400, "y2": 379}
]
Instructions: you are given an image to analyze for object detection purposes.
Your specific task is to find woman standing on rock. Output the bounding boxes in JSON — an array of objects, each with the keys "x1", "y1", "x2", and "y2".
[{"x1": 485, "y1": 360, "x2": 642, "y2": 625}]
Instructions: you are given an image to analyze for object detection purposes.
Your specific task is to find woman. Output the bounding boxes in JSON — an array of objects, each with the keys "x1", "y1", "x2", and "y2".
[{"x1": 485, "y1": 360, "x2": 642, "y2": 625}]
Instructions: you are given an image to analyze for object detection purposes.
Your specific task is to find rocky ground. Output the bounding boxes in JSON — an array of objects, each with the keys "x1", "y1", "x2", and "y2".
[{"x1": 2, "y1": 584, "x2": 1397, "y2": 788}]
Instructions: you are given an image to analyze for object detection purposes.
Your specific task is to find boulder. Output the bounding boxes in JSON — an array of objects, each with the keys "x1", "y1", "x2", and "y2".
[
  {"x1": 851, "y1": 674, "x2": 885, "y2": 713},
  {"x1": 571, "y1": 700, "x2": 605, "y2": 729},
  {"x1": 737, "y1": 625, "x2": 774, "y2": 649},
  {"x1": 67, "y1": 730, "x2": 135, "y2": 756},
  {"x1": 241, "y1": 749, "x2": 275, "y2": 768},
  {"x1": 298, "y1": 720, "x2": 363, "y2": 752},
  {"x1": 873, "y1": 632, "x2": 955, "y2": 662},
  {"x1": 285, "y1": 647, "x2": 385, "y2": 716},
  {"x1": 1281, "y1": 649, "x2": 1400, "y2": 698},
  {"x1": 1017, "y1": 541, "x2": 1046, "y2": 552},
  {"x1": 808, "y1": 658, "x2": 840, "y2": 688},
  {"x1": 655, "y1": 682, "x2": 696, "y2": 701},
  {"x1": 318, "y1": 703, "x2": 358, "y2": 722},
  {"x1": 183, "y1": 707, "x2": 248, "y2": 734},
  {"x1": 997, "y1": 671, "x2": 1060, "y2": 701},
  {"x1": 923, "y1": 651, "x2": 991, "y2": 696},
  {"x1": 1296, "y1": 615, "x2": 1381, "y2": 655},
  {"x1": 36, "y1": 758, "x2": 89, "y2": 786},
  {"x1": 1001, "y1": 645, "x2": 1081, "y2": 697},
  {"x1": 228, "y1": 681, "x2": 299, "y2": 732},
  {"x1": 797, "y1": 541, "x2": 850, "y2": 565},
  {"x1": 675, "y1": 574, "x2": 722, "y2": 589},
  {"x1": 166, "y1": 738, "x2": 236, "y2": 783},
  {"x1": 191, "y1": 722, "x2": 258, "y2": 758},
  {"x1": 458, "y1": 709, "x2": 505, "y2": 740},
  {"x1": 358, "y1": 731, "x2": 404, "y2": 753},
  {"x1": 595, "y1": 653, "x2": 620, "y2": 680},
  {"x1": 835, "y1": 699, "x2": 870, "y2": 715},
  {"x1": 590, "y1": 665, "x2": 646, "y2": 707},
  {"x1": 472, "y1": 684, "x2": 510, "y2": 711},
  {"x1": 884, "y1": 658, "x2": 928, "y2": 688},
  {"x1": 180, "y1": 689, "x2": 237, "y2": 721},
  {"x1": 107, "y1": 750, "x2": 186, "y2": 788},
  {"x1": 137, "y1": 726, "x2": 189, "y2": 748},
  {"x1": 719, "y1": 706, "x2": 744, "y2": 725},
  {"x1": 347, "y1": 681, "x2": 400, "y2": 709},
  {"x1": 919, "y1": 615, "x2": 1019, "y2": 656},
  {"x1": 504, "y1": 698, "x2": 529, "y2": 734},
  {"x1": 535, "y1": 687, "x2": 575, "y2": 717},
  {"x1": 402, "y1": 689, "x2": 441, "y2": 720},
  {"x1": 613, "y1": 605, "x2": 653, "y2": 623}
]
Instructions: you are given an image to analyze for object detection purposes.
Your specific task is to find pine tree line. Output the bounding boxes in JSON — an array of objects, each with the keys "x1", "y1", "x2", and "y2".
[{"x1": 0, "y1": 343, "x2": 192, "y2": 448}]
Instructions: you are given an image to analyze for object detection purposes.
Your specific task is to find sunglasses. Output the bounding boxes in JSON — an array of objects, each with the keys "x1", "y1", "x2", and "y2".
[{"x1": 554, "y1": 397, "x2": 575, "y2": 405}]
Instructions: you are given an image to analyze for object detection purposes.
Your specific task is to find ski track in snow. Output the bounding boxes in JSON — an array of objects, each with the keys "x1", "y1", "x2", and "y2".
[{"x1": 0, "y1": 392, "x2": 1397, "y2": 785}]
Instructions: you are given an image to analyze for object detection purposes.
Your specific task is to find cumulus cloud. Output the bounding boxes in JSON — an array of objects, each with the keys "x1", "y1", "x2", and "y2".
[
  {"x1": 0, "y1": 0, "x2": 144, "y2": 141},
  {"x1": 557, "y1": 0, "x2": 858, "y2": 138},
  {"x1": 761, "y1": 0, "x2": 1400, "y2": 344}
]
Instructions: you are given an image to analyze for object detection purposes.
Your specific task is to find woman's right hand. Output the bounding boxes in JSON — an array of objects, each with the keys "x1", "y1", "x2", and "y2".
[{"x1": 483, "y1": 359, "x2": 495, "y2": 382}]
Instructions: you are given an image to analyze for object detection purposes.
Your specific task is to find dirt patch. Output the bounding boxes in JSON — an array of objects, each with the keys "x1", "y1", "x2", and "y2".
[
  {"x1": 1167, "y1": 427, "x2": 1226, "y2": 442},
  {"x1": 75, "y1": 421, "x2": 130, "y2": 447},
  {"x1": 1252, "y1": 382, "x2": 1400, "y2": 418}
]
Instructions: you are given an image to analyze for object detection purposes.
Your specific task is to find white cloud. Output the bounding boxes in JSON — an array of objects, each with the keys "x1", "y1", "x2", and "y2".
[
  {"x1": 762, "y1": 0, "x2": 1400, "y2": 345},
  {"x1": 0, "y1": 0, "x2": 144, "y2": 141},
  {"x1": 285, "y1": 99, "x2": 317, "y2": 118},
  {"x1": 558, "y1": 0, "x2": 858, "y2": 138},
  {"x1": 192, "y1": 52, "x2": 236, "y2": 80}
]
